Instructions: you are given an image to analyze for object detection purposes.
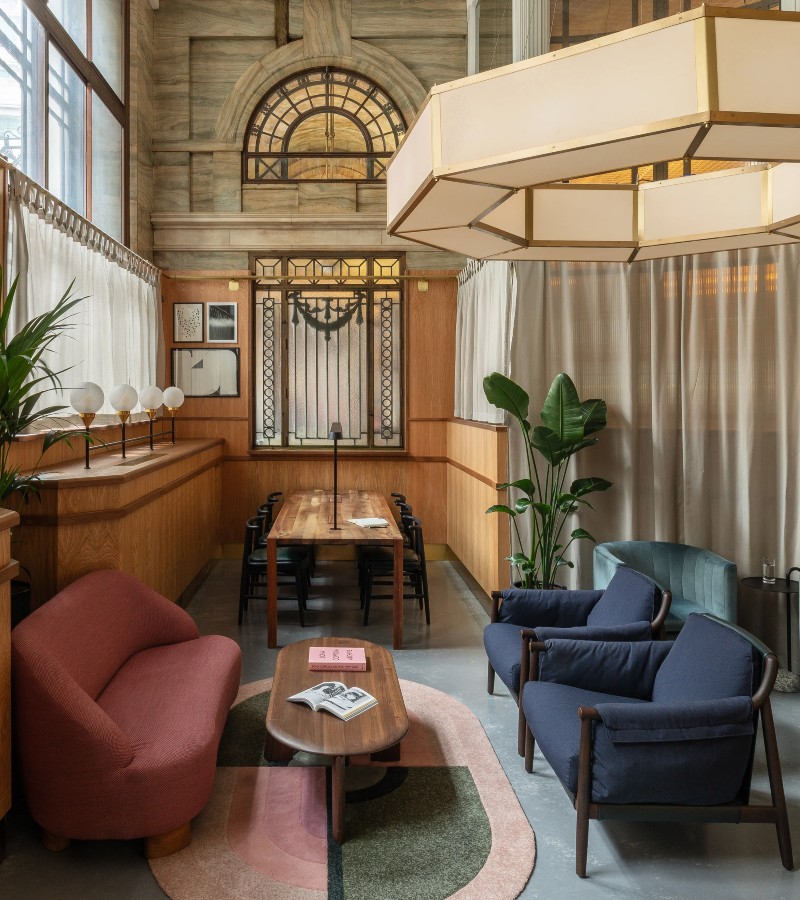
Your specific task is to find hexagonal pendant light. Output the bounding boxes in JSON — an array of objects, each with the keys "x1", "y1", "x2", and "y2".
[{"x1": 386, "y1": 6, "x2": 800, "y2": 263}]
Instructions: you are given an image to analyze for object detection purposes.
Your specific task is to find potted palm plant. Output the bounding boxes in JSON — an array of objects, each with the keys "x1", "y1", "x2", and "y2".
[
  {"x1": 0, "y1": 265, "x2": 83, "y2": 620},
  {"x1": 483, "y1": 371, "x2": 612, "y2": 588}
]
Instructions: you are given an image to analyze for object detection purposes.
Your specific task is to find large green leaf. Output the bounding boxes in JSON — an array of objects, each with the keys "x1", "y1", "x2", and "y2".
[
  {"x1": 483, "y1": 372, "x2": 530, "y2": 424},
  {"x1": 486, "y1": 504, "x2": 517, "y2": 517},
  {"x1": 530, "y1": 425, "x2": 567, "y2": 466},
  {"x1": 540, "y1": 373, "x2": 584, "y2": 445},
  {"x1": 498, "y1": 478, "x2": 536, "y2": 498},
  {"x1": 579, "y1": 398, "x2": 608, "y2": 436},
  {"x1": 571, "y1": 477, "x2": 613, "y2": 497}
]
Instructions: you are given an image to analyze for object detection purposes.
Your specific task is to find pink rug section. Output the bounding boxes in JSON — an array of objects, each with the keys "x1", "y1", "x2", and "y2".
[
  {"x1": 149, "y1": 677, "x2": 535, "y2": 900},
  {"x1": 228, "y1": 767, "x2": 327, "y2": 890}
]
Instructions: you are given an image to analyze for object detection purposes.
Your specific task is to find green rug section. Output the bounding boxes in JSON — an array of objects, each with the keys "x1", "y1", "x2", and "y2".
[
  {"x1": 338, "y1": 767, "x2": 491, "y2": 900},
  {"x1": 216, "y1": 691, "x2": 271, "y2": 767}
]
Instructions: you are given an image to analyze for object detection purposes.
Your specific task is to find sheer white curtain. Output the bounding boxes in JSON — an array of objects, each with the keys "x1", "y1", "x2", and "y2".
[
  {"x1": 7, "y1": 171, "x2": 162, "y2": 417},
  {"x1": 509, "y1": 247, "x2": 800, "y2": 644},
  {"x1": 454, "y1": 260, "x2": 516, "y2": 423}
]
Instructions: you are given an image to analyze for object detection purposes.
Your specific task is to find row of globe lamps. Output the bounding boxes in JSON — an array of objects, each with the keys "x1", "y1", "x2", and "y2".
[{"x1": 69, "y1": 382, "x2": 186, "y2": 468}]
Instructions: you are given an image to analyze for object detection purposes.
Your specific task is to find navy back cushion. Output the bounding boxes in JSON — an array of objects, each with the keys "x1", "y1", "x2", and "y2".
[
  {"x1": 587, "y1": 566, "x2": 659, "y2": 627},
  {"x1": 652, "y1": 614, "x2": 755, "y2": 703}
]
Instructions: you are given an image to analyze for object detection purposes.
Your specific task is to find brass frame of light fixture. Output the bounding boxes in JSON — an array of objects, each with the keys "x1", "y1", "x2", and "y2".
[{"x1": 386, "y1": 6, "x2": 800, "y2": 263}]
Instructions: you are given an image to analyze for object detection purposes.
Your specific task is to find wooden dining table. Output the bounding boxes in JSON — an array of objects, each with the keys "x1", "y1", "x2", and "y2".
[{"x1": 266, "y1": 489, "x2": 406, "y2": 649}]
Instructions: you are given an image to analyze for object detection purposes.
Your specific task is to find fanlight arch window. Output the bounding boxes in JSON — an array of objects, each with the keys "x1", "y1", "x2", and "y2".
[{"x1": 244, "y1": 68, "x2": 406, "y2": 183}]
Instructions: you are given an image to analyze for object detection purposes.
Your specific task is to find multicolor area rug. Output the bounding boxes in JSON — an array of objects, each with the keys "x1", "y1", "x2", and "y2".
[{"x1": 149, "y1": 679, "x2": 535, "y2": 899}]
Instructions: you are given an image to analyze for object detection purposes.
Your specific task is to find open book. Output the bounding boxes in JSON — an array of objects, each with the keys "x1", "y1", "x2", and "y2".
[
  {"x1": 347, "y1": 517, "x2": 389, "y2": 528},
  {"x1": 287, "y1": 682, "x2": 378, "y2": 721}
]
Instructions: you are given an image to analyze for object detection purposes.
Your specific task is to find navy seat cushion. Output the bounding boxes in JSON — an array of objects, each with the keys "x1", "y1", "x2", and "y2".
[
  {"x1": 534, "y1": 621, "x2": 651, "y2": 644},
  {"x1": 524, "y1": 681, "x2": 754, "y2": 804},
  {"x1": 652, "y1": 614, "x2": 755, "y2": 703},
  {"x1": 484, "y1": 622, "x2": 526, "y2": 695},
  {"x1": 587, "y1": 567, "x2": 659, "y2": 627}
]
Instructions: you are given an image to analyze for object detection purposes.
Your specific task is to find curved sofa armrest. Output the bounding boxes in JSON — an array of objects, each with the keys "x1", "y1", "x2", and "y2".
[
  {"x1": 534, "y1": 621, "x2": 652, "y2": 643},
  {"x1": 12, "y1": 640, "x2": 134, "y2": 771},
  {"x1": 537, "y1": 638, "x2": 673, "y2": 699},
  {"x1": 595, "y1": 696, "x2": 754, "y2": 743},
  {"x1": 496, "y1": 588, "x2": 602, "y2": 628}
]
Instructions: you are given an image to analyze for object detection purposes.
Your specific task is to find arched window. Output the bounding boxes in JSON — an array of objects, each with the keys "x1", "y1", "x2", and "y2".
[{"x1": 243, "y1": 68, "x2": 406, "y2": 183}]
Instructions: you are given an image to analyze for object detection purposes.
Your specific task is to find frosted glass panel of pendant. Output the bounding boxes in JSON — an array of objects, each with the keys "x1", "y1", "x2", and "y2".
[{"x1": 387, "y1": 7, "x2": 800, "y2": 262}]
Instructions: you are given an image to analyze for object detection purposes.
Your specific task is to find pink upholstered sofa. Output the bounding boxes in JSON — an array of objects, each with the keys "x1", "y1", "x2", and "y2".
[{"x1": 11, "y1": 570, "x2": 241, "y2": 857}]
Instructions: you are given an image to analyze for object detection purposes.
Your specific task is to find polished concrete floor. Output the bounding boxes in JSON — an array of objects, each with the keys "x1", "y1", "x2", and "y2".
[{"x1": 1, "y1": 559, "x2": 799, "y2": 899}]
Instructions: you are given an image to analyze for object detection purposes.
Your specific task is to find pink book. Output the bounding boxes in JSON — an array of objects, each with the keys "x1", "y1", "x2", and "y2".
[{"x1": 308, "y1": 646, "x2": 367, "y2": 671}]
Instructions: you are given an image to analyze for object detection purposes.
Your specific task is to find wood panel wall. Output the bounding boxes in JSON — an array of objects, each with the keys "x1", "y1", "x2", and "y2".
[
  {"x1": 161, "y1": 269, "x2": 457, "y2": 547},
  {"x1": 446, "y1": 419, "x2": 510, "y2": 596},
  {"x1": 15, "y1": 440, "x2": 222, "y2": 607},
  {"x1": 0, "y1": 509, "x2": 19, "y2": 835}
]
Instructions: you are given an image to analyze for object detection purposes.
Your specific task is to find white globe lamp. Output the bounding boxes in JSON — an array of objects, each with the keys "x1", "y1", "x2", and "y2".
[
  {"x1": 162, "y1": 386, "x2": 185, "y2": 445},
  {"x1": 69, "y1": 382, "x2": 104, "y2": 469},
  {"x1": 139, "y1": 385, "x2": 163, "y2": 451},
  {"x1": 110, "y1": 384, "x2": 138, "y2": 458}
]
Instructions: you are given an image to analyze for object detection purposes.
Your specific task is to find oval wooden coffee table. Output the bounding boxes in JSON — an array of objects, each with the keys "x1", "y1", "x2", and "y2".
[{"x1": 265, "y1": 637, "x2": 409, "y2": 842}]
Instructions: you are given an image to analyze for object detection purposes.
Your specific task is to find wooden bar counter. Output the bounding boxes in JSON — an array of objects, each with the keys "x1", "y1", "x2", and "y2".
[{"x1": 15, "y1": 439, "x2": 223, "y2": 608}]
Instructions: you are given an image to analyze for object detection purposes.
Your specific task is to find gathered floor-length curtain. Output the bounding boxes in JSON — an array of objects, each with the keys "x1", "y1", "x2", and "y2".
[
  {"x1": 508, "y1": 247, "x2": 800, "y2": 642},
  {"x1": 454, "y1": 260, "x2": 516, "y2": 423},
  {"x1": 7, "y1": 173, "x2": 162, "y2": 418}
]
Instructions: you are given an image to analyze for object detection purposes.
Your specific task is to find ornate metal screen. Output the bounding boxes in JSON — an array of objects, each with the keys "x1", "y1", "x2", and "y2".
[
  {"x1": 254, "y1": 256, "x2": 403, "y2": 448},
  {"x1": 244, "y1": 68, "x2": 405, "y2": 182}
]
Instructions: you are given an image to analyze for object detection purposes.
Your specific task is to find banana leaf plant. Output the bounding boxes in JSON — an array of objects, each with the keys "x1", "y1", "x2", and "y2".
[
  {"x1": 0, "y1": 265, "x2": 84, "y2": 508},
  {"x1": 483, "y1": 371, "x2": 612, "y2": 588}
]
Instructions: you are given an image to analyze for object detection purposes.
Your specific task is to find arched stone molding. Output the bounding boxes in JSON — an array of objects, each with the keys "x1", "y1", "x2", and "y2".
[{"x1": 215, "y1": 40, "x2": 428, "y2": 146}]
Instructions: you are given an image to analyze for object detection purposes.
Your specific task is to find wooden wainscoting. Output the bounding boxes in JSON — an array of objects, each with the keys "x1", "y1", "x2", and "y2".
[
  {"x1": 15, "y1": 439, "x2": 223, "y2": 607},
  {"x1": 446, "y1": 419, "x2": 510, "y2": 596},
  {"x1": 0, "y1": 508, "x2": 19, "y2": 835}
]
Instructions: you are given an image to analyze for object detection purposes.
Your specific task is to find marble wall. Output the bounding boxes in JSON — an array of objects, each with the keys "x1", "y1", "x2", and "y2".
[
  {"x1": 129, "y1": 0, "x2": 156, "y2": 258},
  {"x1": 150, "y1": 0, "x2": 467, "y2": 262}
]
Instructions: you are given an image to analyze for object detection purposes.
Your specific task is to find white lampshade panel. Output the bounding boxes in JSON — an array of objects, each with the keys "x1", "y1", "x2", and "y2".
[
  {"x1": 69, "y1": 382, "x2": 104, "y2": 415},
  {"x1": 387, "y1": 6, "x2": 800, "y2": 262}
]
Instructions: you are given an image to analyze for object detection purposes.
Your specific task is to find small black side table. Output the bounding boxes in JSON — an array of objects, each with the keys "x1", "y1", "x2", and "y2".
[{"x1": 741, "y1": 574, "x2": 799, "y2": 671}]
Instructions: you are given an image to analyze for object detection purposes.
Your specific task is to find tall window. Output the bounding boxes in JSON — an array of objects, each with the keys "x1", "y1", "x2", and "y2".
[
  {"x1": 0, "y1": 0, "x2": 127, "y2": 241},
  {"x1": 254, "y1": 255, "x2": 404, "y2": 449},
  {"x1": 244, "y1": 68, "x2": 406, "y2": 183}
]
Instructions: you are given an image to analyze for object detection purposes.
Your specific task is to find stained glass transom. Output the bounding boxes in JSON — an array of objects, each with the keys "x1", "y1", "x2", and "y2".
[{"x1": 244, "y1": 68, "x2": 405, "y2": 183}]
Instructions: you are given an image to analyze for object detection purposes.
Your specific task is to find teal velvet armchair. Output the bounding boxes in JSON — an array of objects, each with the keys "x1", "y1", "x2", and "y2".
[{"x1": 594, "y1": 541, "x2": 737, "y2": 632}]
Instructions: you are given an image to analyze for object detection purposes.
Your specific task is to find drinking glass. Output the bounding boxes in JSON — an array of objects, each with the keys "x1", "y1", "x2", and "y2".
[{"x1": 762, "y1": 557, "x2": 776, "y2": 584}]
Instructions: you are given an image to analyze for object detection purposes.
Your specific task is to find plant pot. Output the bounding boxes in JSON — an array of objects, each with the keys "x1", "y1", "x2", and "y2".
[{"x1": 10, "y1": 579, "x2": 32, "y2": 629}]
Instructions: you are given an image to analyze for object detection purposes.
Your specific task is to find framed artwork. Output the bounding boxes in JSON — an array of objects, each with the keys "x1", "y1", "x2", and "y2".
[
  {"x1": 206, "y1": 301, "x2": 238, "y2": 343},
  {"x1": 171, "y1": 348, "x2": 240, "y2": 397},
  {"x1": 173, "y1": 303, "x2": 203, "y2": 343}
]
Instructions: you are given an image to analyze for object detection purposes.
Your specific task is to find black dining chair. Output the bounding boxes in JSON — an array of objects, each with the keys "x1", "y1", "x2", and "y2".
[
  {"x1": 258, "y1": 491, "x2": 315, "y2": 578},
  {"x1": 239, "y1": 515, "x2": 309, "y2": 627},
  {"x1": 361, "y1": 514, "x2": 430, "y2": 626}
]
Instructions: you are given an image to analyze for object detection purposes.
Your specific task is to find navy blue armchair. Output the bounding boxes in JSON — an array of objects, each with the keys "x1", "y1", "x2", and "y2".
[
  {"x1": 522, "y1": 614, "x2": 793, "y2": 877},
  {"x1": 484, "y1": 567, "x2": 670, "y2": 754}
]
